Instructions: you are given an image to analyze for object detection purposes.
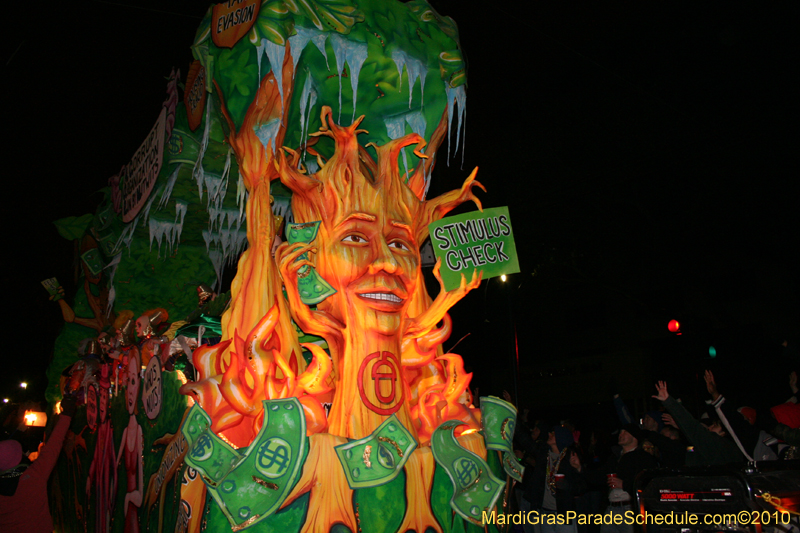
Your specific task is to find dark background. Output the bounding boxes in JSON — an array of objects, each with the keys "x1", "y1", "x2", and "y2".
[{"x1": 3, "y1": 1, "x2": 799, "y2": 423}]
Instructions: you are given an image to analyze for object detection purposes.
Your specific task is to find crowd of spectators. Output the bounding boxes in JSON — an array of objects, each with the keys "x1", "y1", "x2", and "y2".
[{"x1": 508, "y1": 357, "x2": 800, "y2": 533}]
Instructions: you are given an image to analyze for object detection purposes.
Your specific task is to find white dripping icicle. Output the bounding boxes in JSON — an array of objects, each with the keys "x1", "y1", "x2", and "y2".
[
  {"x1": 309, "y1": 30, "x2": 330, "y2": 70},
  {"x1": 202, "y1": 229, "x2": 214, "y2": 253},
  {"x1": 329, "y1": 34, "x2": 368, "y2": 123},
  {"x1": 217, "y1": 147, "x2": 232, "y2": 203},
  {"x1": 104, "y1": 253, "x2": 122, "y2": 316},
  {"x1": 207, "y1": 206, "x2": 243, "y2": 233},
  {"x1": 114, "y1": 215, "x2": 139, "y2": 255},
  {"x1": 141, "y1": 188, "x2": 160, "y2": 224},
  {"x1": 149, "y1": 200, "x2": 188, "y2": 257},
  {"x1": 148, "y1": 218, "x2": 170, "y2": 256},
  {"x1": 298, "y1": 72, "x2": 318, "y2": 166},
  {"x1": 445, "y1": 85, "x2": 466, "y2": 166},
  {"x1": 305, "y1": 159, "x2": 319, "y2": 174},
  {"x1": 391, "y1": 50, "x2": 427, "y2": 109},
  {"x1": 288, "y1": 26, "x2": 318, "y2": 79},
  {"x1": 263, "y1": 39, "x2": 287, "y2": 111},
  {"x1": 405, "y1": 111, "x2": 427, "y2": 138},
  {"x1": 236, "y1": 171, "x2": 247, "y2": 223},
  {"x1": 254, "y1": 119, "x2": 281, "y2": 160},
  {"x1": 203, "y1": 175, "x2": 224, "y2": 207},
  {"x1": 194, "y1": 97, "x2": 212, "y2": 199},
  {"x1": 158, "y1": 165, "x2": 181, "y2": 210},
  {"x1": 384, "y1": 110, "x2": 427, "y2": 182},
  {"x1": 208, "y1": 250, "x2": 224, "y2": 292},
  {"x1": 173, "y1": 201, "x2": 188, "y2": 245},
  {"x1": 204, "y1": 229, "x2": 248, "y2": 290}
]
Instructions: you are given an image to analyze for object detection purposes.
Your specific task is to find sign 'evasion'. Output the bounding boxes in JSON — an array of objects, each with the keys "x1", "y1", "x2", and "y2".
[{"x1": 428, "y1": 206, "x2": 520, "y2": 291}]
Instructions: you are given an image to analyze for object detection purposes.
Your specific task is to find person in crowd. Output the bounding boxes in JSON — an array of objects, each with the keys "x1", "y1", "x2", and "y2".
[
  {"x1": 576, "y1": 428, "x2": 612, "y2": 533},
  {"x1": 754, "y1": 368, "x2": 800, "y2": 457},
  {"x1": 703, "y1": 370, "x2": 779, "y2": 462},
  {"x1": 652, "y1": 381, "x2": 743, "y2": 465},
  {"x1": 524, "y1": 425, "x2": 586, "y2": 533},
  {"x1": 589, "y1": 424, "x2": 658, "y2": 533},
  {"x1": 612, "y1": 393, "x2": 684, "y2": 468},
  {"x1": 0, "y1": 395, "x2": 77, "y2": 533}
]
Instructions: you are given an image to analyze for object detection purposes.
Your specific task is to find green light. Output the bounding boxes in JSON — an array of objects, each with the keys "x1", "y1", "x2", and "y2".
[{"x1": 708, "y1": 346, "x2": 717, "y2": 358}]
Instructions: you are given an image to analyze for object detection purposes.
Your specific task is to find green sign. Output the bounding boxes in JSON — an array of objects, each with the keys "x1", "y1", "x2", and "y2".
[{"x1": 428, "y1": 206, "x2": 519, "y2": 291}]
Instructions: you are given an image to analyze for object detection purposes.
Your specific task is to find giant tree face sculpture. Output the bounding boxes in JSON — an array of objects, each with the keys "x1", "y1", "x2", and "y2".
[{"x1": 315, "y1": 198, "x2": 419, "y2": 337}]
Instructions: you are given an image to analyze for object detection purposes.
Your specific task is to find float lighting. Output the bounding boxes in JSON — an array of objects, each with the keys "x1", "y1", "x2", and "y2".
[{"x1": 24, "y1": 410, "x2": 47, "y2": 427}]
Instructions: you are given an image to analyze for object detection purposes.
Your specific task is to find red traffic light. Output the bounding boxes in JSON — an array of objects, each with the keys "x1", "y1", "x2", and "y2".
[{"x1": 667, "y1": 319, "x2": 681, "y2": 333}]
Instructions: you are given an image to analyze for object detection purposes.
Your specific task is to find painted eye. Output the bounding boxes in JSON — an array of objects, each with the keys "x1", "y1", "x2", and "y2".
[
  {"x1": 388, "y1": 240, "x2": 410, "y2": 252},
  {"x1": 342, "y1": 234, "x2": 368, "y2": 244}
]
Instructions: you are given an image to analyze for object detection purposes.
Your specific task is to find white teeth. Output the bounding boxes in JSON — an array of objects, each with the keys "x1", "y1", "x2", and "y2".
[{"x1": 360, "y1": 292, "x2": 402, "y2": 303}]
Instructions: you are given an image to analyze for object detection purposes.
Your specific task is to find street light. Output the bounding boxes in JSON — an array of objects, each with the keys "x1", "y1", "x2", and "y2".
[
  {"x1": 2, "y1": 398, "x2": 8, "y2": 403},
  {"x1": 20, "y1": 382, "x2": 28, "y2": 389}
]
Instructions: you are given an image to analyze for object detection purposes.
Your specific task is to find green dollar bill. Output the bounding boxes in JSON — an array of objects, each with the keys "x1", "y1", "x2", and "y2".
[
  {"x1": 503, "y1": 452, "x2": 525, "y2": 483},
  {"x1": 430, "y1": 421, "x2": 505, "y2": 524},
  {"x1": 181, "y1": 404, "x2": 242, "y2": 487},
  {"x1": 480, "y1": 396, "x2": 517, "y2": 453},
  {"x1": 480, "y1": 396, "x2": 524, "y2": 481},
  {"x1": 209, "y1": 398, "x2": 307, "y2": 530},
  {"x1": 80, "y1": 248, "x2": 105, "y2": 276},
  {"x1": 334, "y1": 415, "x2": 417, "y2": 489},
  {"x1": 286, "y1": 221, "x2": 336, "y2": 305}
]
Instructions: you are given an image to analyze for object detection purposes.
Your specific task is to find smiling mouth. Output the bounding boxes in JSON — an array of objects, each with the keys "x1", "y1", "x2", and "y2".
[{"x1": 358, "y1": 292, "x2": 403, "y2": 304}]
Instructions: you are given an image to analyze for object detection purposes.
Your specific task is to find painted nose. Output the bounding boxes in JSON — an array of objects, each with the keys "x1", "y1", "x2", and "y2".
[{"x1": 368, "y1": 237, "x2": 401, "y2": 275}]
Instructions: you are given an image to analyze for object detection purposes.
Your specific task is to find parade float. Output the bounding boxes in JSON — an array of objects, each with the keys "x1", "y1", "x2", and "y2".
[{"x1": 48, "y1": 1, "x2": 521, "y2": 531}]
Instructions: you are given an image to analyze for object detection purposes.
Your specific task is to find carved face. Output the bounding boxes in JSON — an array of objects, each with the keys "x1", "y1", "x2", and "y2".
[{"x1": 315, "y1": 196, "x2": 419, "y2": 336}]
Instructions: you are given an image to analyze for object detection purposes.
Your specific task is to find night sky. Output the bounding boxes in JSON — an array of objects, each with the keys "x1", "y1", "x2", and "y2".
[{"x1": 4, "y1": 1, "x2": 799, "y2": 416}]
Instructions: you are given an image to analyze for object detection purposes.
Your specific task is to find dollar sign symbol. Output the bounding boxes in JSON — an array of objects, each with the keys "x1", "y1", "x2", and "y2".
[
  {"x1": 191, "y1": 434, "x2": 214, "y2": 461},
  {"x1": 256, "y1": 438, "x2": 292, "y2": 478},
  {"x1": 455, "y1": 458, "x2": 479, "y2": 488}
]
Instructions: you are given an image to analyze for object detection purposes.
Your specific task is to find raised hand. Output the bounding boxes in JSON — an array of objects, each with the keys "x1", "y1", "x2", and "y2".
[
  {"x1": 661, "y1": 413, "x2": 678, "y2": 429},
  {"x1": 704, "y1": 370, "x2": 720, "y2": 400},
  {"x1": 276, "y1": 241, "x2": 343, "y2": 339},
  {"x1": 652, "y1": 381, "x2": 669, "y2": 402}
]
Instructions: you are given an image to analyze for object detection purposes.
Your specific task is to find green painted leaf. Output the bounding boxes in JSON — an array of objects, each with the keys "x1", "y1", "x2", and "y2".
[
  {"x1": 54, "y1": 214, "x2": 94, "y2": 240},
  {"x1": 439, "y1": 50, "x2": 466, "y2": 87},
  {"x1": 285, "y1": 0, "x2": 364, "y2": 34},
  {"x1": 252, "y1": 0, "x2": 294, "y2": 46}
]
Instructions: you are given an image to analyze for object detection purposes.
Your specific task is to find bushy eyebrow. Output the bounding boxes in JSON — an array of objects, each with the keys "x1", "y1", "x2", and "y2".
[
  {"x1": 390, "y1": 220, "x2": 412, "y2": 233},
  {"x1": 336, "y1": 212, "x2": 377, "y2": 229}
]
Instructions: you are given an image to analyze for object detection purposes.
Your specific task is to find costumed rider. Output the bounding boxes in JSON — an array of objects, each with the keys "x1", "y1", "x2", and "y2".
[
  {"x1": 136, "y1": 308, "x2": 170, "y2": 368},
  {"x1": 59, "y1": 338, "x2": 104, "y2": 403},
  {"x1": 168, "y1": 283, "x2": 230, "y2": 376},
  {"x1": 107, "y1": 311, "x2": 139, "y2": 395},
  {"x1": 0, "y1": 395, "x2": 78, "y2": 533}
]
